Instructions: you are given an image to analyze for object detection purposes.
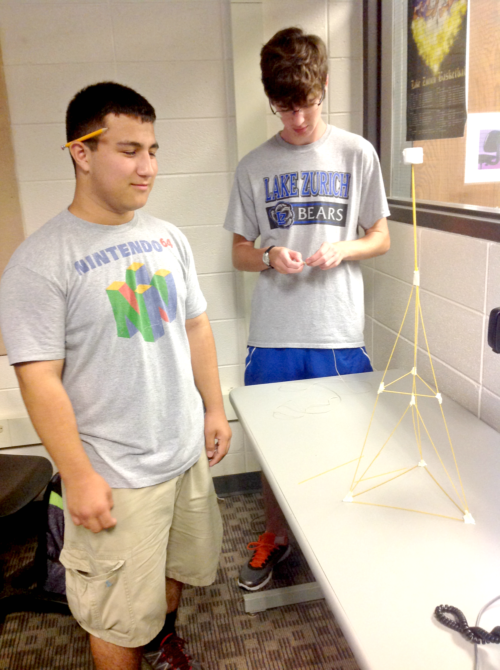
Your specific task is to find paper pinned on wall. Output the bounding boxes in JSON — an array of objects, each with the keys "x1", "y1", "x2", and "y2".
[
  {"x1": 464, "y1": 112, "x2": 500, "y2": 184},
  {"x1": 406, "y1": 0, "x2": 468, "y2": 141}
]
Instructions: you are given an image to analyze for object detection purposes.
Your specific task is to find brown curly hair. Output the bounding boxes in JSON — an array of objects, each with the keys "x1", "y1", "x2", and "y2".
[{"x1": 260, "y1": 27, "x2": 328, "y2": 108}]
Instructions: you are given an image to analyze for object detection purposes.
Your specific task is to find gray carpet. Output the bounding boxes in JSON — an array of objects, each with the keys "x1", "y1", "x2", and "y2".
[{"x1": 0, "y1": 493, "x2": 360, "y2": 669}]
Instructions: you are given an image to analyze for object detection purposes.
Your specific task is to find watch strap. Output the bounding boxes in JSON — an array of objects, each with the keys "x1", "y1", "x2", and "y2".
[{"x1": 264, "y1": 245, "x2": 276, "y2": 268}]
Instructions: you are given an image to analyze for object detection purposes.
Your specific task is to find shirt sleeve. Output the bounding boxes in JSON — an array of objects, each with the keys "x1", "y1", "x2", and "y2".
[
  {"x1": 223, "y1": 164, "x2": 260, "y2": 241},
  {"x1": 178, "y1": 237, "x2": 207, "y2": 320},
  {"x1": 0, "y1": 265, "x2": 66, "y2": 364},
  {"x1": 357, "y1": 143, "x2": 391, "y2": 230}
]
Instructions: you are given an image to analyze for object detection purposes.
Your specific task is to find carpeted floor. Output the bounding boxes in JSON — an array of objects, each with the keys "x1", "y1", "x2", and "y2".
[{"x1": 0, "y1": 492, "x2": 360, "y2": 670}]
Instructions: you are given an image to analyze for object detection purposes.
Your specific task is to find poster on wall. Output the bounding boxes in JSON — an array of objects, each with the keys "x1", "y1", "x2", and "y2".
[
  {"x1": 406, "y1": 0, "x2": 468, "y2": 141},
  {"x1": 464, "y1": 113, "x2": 500, "y2": 184}
]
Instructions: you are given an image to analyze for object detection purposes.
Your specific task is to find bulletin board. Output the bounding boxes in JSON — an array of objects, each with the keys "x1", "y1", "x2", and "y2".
[{"x1": 412, "y1": 0, "x2": 500, "y2": 208}]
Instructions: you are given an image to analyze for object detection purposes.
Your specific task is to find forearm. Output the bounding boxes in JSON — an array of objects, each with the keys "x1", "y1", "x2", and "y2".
[
  {"x1": 185, "y1": 313, "x2": 225, "y2": 413},
  {"x1": 335, "y1": 234, "x2": 388, "y2": 261},
  {"x1": 16, "y1": 360, "x2": 116, "y2": 531},
  {"x1": 232, "y1": 234, "x2": 304, "y2": 274},
  {"x1": 186, "y1": 312, "x2": 231, "y2": 465},
  {"x1": 335, "y1": 219, "x2": 390, "y2": 262},
  {"x1": 233, "y1": 240, "x2": 268, "y2": 272},
  {"x1": 15, "y1": 362, "x2": 95, "y2": 485}
]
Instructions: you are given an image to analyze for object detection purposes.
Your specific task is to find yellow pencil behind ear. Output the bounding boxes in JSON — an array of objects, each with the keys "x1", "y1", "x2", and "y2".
[{"x1": 62, "y1": 127, "x2": 107, "y2": 150}]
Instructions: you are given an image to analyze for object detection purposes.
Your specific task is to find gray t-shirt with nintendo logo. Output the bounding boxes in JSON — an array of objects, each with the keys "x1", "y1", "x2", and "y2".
[
  {"x1": 0, "y1": 209, "x2": 207, "y2": 488},
  {"x1": 224, "y1": 125, "x2": 390, "y2": 349}
]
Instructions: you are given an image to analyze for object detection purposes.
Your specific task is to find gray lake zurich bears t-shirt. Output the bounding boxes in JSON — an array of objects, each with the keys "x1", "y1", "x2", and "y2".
[
  {"x1": 0, "y1": 210, "x2": 207, "y2": 488},
  {"x1": 224, "y1": 125, "x2": 390, "y2": 349}
]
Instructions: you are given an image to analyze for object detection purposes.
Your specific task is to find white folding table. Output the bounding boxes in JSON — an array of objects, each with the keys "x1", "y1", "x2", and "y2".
[{"x1": 229, "y1": 370, "x2": 500, "y2": 670}]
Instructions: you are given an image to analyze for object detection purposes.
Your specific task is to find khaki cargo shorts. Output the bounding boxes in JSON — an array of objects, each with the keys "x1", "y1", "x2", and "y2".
[{"x1": 60, "y1": 453, "x2": 222, "y2": 648}]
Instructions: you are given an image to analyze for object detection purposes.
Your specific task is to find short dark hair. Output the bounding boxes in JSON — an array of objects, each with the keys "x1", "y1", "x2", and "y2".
[
  {"x1": 66, "y1": 81, "x2": 156, "y2": 149},
  {"x1": 260, "y1": 27, "x2": 328, "y2": 108}
]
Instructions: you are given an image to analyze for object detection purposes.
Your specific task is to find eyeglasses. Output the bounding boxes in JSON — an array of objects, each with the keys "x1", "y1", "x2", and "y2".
[{"x1": 269, "y1": 89, "x2": 325, "y2": 117}]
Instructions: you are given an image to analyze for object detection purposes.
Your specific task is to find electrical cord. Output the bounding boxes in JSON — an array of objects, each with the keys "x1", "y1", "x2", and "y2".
[
  {"x1": 435, "y1": 604, "x2": 500, "y2": 644},
  {"x1": 474, "y1": 596, "x2": 500, "y2": 670},
  {"x1": 435, "y1": 596, "x2": 500, "y2": 670}
]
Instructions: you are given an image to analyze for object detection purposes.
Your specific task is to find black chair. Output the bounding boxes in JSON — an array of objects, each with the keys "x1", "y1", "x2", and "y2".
[{"x1": 0, "y1": 454, "x2": 69, "y2": 621}]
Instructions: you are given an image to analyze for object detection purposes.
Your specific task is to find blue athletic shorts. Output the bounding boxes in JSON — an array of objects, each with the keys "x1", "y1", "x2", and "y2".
[{"x1": 244, "y1": 347, "x2": 373, "y2": 386}]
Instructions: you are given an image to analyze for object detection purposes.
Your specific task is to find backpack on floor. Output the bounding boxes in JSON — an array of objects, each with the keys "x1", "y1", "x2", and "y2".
[{"x1": 35, "y1": 472, "x2": 66, "y2": 596}]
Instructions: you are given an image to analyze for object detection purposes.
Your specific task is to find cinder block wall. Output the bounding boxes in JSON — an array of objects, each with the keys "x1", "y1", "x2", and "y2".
[
  {"x1": 0, "y1": 0, "x2": 365, "y2": 473},
  {"x1": 3, "y1": 1, "x2": 497, "y2": 465},
  {"x1": 362, "y1": 221, "x2": 500, "y2": 433},
  {"x1": 0, "y1": 0, "x2": 366, "y2": 474}
]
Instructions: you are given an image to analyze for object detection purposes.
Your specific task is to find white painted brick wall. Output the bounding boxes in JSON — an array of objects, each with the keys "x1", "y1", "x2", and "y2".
[
  {"x1": 0, "y1": 0, "x2": 369, "y2": 474},
  {"x1": 363, "y1": 220, "x2": 500, "y2": 433}
]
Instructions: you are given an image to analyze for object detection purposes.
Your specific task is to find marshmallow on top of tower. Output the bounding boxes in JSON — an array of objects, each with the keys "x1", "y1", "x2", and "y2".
[{"x1": 402, "y1": 147, "x2": 424, "y2": 164}]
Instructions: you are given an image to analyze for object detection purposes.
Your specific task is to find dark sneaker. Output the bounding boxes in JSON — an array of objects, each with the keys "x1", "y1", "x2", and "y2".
[
  {"x1": 238, "y1": 532, "x2": 291, "y2": 591},
  {"x1": 143, "y1": 633, "x2": 204, "y2": 670}
]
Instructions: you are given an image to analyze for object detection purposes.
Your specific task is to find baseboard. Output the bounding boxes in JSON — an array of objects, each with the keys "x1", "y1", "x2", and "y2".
[{"x1": 212, "y1": 471, "x2": 262, "y2": 498}]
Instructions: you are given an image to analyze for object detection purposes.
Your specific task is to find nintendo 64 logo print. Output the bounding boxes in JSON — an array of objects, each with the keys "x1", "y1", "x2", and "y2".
[{"x1": 107, "y1": 262, "x2": 177, "y2": 342}]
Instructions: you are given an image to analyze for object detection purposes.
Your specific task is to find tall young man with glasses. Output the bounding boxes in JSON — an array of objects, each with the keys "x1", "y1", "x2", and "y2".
[{"x1": 224, "y1": 27, "x2": 391, "y2": 591}]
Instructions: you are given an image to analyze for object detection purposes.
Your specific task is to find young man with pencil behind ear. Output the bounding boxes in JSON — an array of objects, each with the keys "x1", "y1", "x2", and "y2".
[
  {"x1": 224, "y1": 27, "x2": 390, "y2": 592},
  {"x1": 0, "y1": 82, "x2": 231, "y2": 670}
]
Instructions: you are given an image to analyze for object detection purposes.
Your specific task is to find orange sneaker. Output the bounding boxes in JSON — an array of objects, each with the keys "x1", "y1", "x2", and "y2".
[{"x1": 238, "y1": 532, "x2": 291, "y2": 591}]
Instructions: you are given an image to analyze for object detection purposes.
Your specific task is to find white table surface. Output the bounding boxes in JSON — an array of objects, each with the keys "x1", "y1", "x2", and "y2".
[{"x1": 229, "y1": 370, "x2": 500, "y2": 670}]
